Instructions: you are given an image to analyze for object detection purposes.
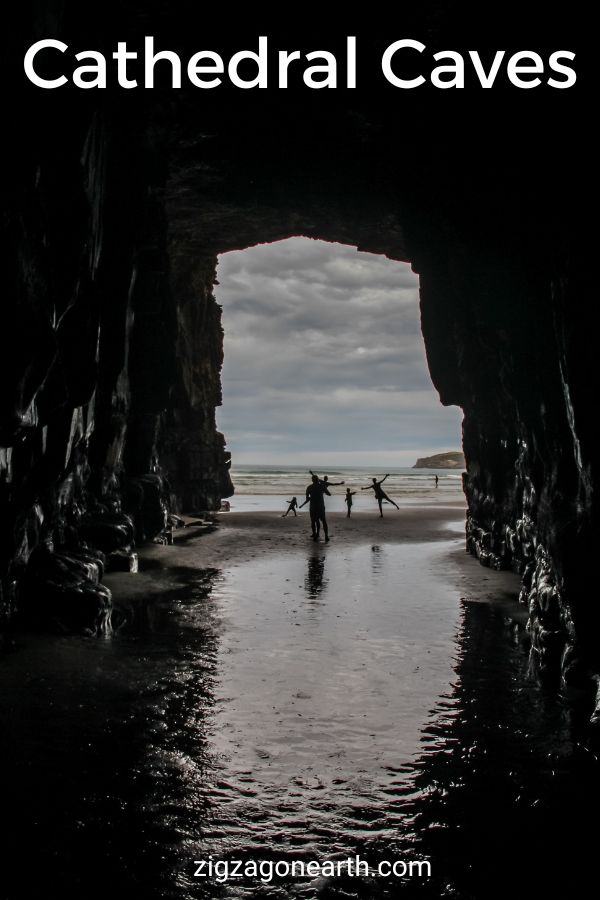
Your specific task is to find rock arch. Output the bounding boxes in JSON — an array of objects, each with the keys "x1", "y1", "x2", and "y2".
[{"x1": 2, "y1": 7, "x2": 594, "y2": 682}]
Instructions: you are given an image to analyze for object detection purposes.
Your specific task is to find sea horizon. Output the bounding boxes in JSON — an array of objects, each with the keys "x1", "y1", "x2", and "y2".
[{"x1": 226, "y1": 463, "x2": 465, "y2": 511}]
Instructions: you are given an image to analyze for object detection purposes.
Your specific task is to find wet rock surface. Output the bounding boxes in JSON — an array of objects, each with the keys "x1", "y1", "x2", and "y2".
[{"x1": 20, "y1": 543, "x2": 111, "y2": 634}]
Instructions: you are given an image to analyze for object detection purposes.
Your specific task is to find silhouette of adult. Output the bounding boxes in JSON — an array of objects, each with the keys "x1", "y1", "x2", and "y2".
[
  {"x1": 361, "y1": 474, "x2": 400, "y2": 517},
  {"x1": 309, "y1": 470, "x2": 344, "y2": 495},
  {"x1": 300, "y1": 474, "x2": 330, "y2": 541}
]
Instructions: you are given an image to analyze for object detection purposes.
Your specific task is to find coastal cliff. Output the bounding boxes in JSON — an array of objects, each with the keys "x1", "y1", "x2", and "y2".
[{"x1": 414, "y1": 452, "x2": 465, "y2": 469}]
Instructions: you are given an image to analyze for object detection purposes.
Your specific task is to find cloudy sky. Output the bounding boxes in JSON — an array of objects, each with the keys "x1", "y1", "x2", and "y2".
[{"x1": 215, "y1": 238, "x2": 462, "y2": 466}]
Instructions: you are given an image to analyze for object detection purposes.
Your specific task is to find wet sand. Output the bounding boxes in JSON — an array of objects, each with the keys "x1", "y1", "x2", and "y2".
[
  {"x1": 106, "y1": 502, "x2": 469, "y2": 597},
  {"x1": 6, "y1": 499, "x2": 564, "y2": 900},
  {"x1": 98, "y1": 498, "x2": 531, "y2": 898}
]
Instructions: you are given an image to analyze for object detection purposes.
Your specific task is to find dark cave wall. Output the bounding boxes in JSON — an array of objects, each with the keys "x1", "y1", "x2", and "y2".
[
  {"x1": 1, "y1": 93, "x2": 231, "y2": 634},
  {"x1": 158, "y1": 253, "x2": 233, "y2": 513},
  {"x1": 416, "y1": 235, "x2": 596, "y2": 679}
]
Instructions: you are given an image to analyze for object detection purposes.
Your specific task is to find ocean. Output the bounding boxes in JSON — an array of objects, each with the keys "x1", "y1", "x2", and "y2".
[{"x1": 226, "y1": 464, "x2": 465, "y2": 512}]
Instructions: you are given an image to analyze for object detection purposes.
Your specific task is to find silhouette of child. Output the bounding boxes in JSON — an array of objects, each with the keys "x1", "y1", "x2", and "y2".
[
  {"x1": 345, "y1": 488, "x2": 356, "y2": 517},
  {"x1": 282, "y1": 497, "x2": 298, "y2": 517}
]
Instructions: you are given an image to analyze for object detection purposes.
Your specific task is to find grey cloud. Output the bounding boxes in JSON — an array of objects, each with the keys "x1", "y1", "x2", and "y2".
[{"x1": 215, "y1": 238, "x2": 462, "y2": 463}]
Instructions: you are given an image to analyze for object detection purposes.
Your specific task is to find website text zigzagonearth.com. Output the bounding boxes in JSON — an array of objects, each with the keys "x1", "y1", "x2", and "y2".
[{"x1": 193, "y1": 855, "x2": 431, "y2": 885}]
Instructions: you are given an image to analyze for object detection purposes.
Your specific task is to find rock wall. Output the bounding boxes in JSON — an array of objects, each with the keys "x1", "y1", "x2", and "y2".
[
  {"x1": 158, "y1": 254, "x2": 233, "y2": 513},
  {"x1": 417, "y1": 238, "x2": 596, "y2": 681},
  {"x1": 2, "y1": 16, "x2": 232, "y2": 634}
]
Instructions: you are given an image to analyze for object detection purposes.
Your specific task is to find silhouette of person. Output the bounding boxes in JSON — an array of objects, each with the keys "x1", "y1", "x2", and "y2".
[
  {"x1": 309, "y1": 470, "x2": 344, "y2": 495},
  {"x1": 345, "y1": 488, "x2": 356, "y2": 517},
  {"x1": 299, "y1": 474, "x2": 330, "y2": 541},
  {"x1": 434, "y1": 475, "x2": 439, "y2": 488},
  {"x1": 361, "y1": 474, "x2": 400, "y2": 517},
  {"x1": 282, "y1": 497, "x2": 298, "y2": 517}
]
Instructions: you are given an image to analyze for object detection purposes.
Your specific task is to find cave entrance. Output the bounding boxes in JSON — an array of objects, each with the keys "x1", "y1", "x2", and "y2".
[{"x1": 213, "y1": 236, "x2": 463, "y2": 510}]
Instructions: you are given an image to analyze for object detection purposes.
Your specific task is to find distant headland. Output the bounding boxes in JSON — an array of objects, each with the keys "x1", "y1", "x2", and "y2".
[{"x1": 413, "y1": 451, "x2": 465, "y2": 469}]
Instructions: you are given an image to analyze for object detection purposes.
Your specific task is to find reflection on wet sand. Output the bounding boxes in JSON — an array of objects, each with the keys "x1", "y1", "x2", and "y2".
[
  {"x1": 1, "y1": 540, "x2": 598, "y2": 899},
  {"x1": 304, "y1": 553, "x2": 328, "y2": 600},
  {"x1": 404, "y1": 595, "x2": 600, "y2": 899},
  {"x1": 370, "y1": 544, "x2": 385, "y2": 578}
]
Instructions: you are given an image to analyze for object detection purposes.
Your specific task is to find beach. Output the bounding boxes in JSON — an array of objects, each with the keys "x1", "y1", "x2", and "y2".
[
  {"x1": 131, "y1": 501, "x2": 466, "y2": 567},
  {"x1": 2, "y1": 487, "x2": 599, "y2": 900},
  {"x1": 6, "y1": 492, "x2": 573, "y2": 900},
  {"x1": 3, "y1": 495, "x2": 598, "y2": 899},
  {"x1": 224, "y1": 465, "x2": 464, "y2": 514}
]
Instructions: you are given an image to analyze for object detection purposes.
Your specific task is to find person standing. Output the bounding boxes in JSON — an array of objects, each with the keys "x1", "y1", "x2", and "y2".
[
  {"x1": 300, "y1": 474, "x2": 330, "y2": 541},
  {"x1": 345, "y1": 488, "x2": 356, "y2": 517}
]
